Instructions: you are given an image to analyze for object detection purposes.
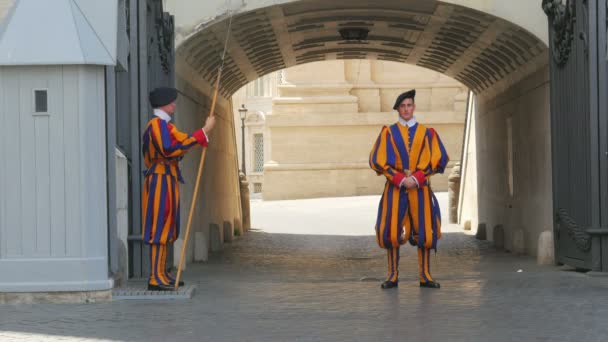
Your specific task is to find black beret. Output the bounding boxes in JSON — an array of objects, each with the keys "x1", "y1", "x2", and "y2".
[
  {"x1": 149, "y1": 87, "x2": 178, "y2": 108},
  {"x1": 392, "y1": 89, "x2": 416, "y2": 110}
]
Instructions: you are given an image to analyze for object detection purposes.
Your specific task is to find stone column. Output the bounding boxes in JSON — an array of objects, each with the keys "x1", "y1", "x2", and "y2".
[
  {"x1": 240, "y1": 173, "x2": 251, "y2": 232},
  {"x1": 448, "y1": 162, "x2": 461, "y2": 224}
]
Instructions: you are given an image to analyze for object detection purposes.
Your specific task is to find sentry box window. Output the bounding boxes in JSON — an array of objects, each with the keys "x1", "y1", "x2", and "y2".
[{"x1": 33, "y1": 89, "x2": 48, "y2": 115}]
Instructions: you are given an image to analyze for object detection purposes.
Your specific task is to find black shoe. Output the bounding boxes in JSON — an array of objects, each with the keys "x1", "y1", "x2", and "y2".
[
  {"x1": 147, "y1": 284, "x2": 175, "y2": 291},
  {"x1": 381, "y1": 280, "x2": 399, "y2": 289},
  {"x1": 170, "y1": 280, "x2": 185, "y2": 287},
  {"x1": 166, "y1": 269, "x2": 184, "y2": 286},
  {"x1": 419, "y1": 281, "x2": 441, "y2": 288}
]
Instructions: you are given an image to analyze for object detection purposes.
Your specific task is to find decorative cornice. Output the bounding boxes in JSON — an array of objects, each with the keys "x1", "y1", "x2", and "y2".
[
  {"x1": 555, "y1": 208, "x2": 591, "y2": 252},
  {"x1": 542, "y1": 0, "x2": 576, "y2": 67},
  {"x1": 156, "y1": 10, "x2": 174, "y2": 74}
]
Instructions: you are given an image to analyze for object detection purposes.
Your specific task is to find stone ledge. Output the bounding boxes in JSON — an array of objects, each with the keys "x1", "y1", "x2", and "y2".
[
  {"x1": 264, "y1": 161, "x2": 458, "y2": 172},
  {"x1": 0, "y1": 290, "x2": 112, "y2": 305},
  {"x1": 112, "y1": 285, "x2": 196, "y2": 301},
  {"x1": 351, "y1": 83, "x2": 467, "y2": 90},
  {"x1": 586, "y1": 271, "x2": 608, "y2": 278},
  {"x1": 266, "y1": 111, "x2": 464, "y2": 127},
  {"x1": 273, "y1": 96, "x2": 358, "y2": 105},
  {"x1": 265, "y1": 162, "x2": 370, "y2": 171}
]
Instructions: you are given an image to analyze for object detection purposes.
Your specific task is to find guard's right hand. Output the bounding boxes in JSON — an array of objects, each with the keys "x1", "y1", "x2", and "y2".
[{"x1": 203, "y1": 116, "x2": 216, "y2": 133}]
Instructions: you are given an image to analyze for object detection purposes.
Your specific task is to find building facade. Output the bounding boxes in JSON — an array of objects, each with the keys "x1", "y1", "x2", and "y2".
[
  {"x1": 232, "y1": 60, "x2": 467, "y2": 200},
  {"x1": 231, "y1": 72, "x2": 280, "y2": 197}
]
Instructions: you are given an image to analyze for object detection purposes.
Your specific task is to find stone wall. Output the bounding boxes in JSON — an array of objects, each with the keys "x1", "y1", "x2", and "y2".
[
  {"x1": 172, "y1": 77, "x2": 243, "y2": 265},
  {"x1": 115, "y1": 149, "x2": 129, "y2": 286},
  {"x1": 460, "y1": 65, "x2": 553, "y2": 258}
]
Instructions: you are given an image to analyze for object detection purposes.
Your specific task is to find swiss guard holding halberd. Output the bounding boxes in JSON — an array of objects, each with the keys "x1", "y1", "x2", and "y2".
[
  {"x1": 142, "y1": 87, "x2": 216, "y2": 291},
  {"x1": 369, "y1": 89, "x2": 449, "y2": 289}
]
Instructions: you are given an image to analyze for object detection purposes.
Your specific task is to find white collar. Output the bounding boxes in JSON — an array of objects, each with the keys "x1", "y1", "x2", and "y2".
[
  {"x1": 154, "y1": 108, "x2": 172, "y2": 122},
  {"x1": 398, "y1": 116, "x2": 417, "y2": 128}
]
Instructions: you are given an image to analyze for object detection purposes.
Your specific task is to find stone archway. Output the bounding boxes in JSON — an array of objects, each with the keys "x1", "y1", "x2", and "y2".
[{"x1": 167, "y1": 0, "x2": 552, "y2": 264}]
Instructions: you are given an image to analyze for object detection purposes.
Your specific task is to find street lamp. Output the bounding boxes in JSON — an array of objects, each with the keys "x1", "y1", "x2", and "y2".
[{"x1": 238, "y1": 104, "x2": 248, "y2": 175}]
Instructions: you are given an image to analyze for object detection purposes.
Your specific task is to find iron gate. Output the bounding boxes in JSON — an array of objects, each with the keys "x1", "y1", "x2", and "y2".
[
  {"x1": 545, "y1": 0, "x2": 608, "y2": 271},
  {"x1": 106, "y1": 0, "x2": 175, "y2": 281}
]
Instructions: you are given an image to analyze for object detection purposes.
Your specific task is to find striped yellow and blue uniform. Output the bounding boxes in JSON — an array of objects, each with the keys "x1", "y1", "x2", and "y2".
[
  {"x1": 369, "y1": 122, "x2": 448, "y2": 283},
  {"x1": 141, "y1": 116, "x2": 208, "y2": 286}
]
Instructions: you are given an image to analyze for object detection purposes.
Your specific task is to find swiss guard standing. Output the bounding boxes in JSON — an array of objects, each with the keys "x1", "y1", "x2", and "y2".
[
  {"x1": 142, "y1": 87, "x2": 216, "y2": 291},
  {"x1": 369, "y1": 89, "x2": 449, "y2": 289}
]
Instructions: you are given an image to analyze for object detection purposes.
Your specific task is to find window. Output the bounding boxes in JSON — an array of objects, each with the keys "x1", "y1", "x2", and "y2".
[
  {"x1": 254, "y1": 183, "x2": 262, "y2": 193},
  {"x1": 34, "y1": 89, "x2": 48, "y2": 114},
  {"x1": 253, "y1": 133, "x2": 264, "y2": 173}
]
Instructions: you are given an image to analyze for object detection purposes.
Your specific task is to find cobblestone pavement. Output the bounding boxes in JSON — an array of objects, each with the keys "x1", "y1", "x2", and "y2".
[{"x1": 2, "y1": 194, "x2": 608, "y2": 341}]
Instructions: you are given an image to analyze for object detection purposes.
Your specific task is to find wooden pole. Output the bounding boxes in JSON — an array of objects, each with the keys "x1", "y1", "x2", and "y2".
[
  {"x1": 174, "y1": 67, "x2": 223, "y2": 290},
  {"x1": 173, "y1": 7, "x2": 234, "y2": 290}
]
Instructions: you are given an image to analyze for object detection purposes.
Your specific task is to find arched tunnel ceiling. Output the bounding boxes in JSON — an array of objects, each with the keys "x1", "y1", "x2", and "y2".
[{"x1": 177, "y1": 0, "x2": 547, "y2": 98}]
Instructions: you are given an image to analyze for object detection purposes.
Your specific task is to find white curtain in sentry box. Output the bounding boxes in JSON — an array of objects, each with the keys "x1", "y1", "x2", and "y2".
[{"x1": 0, "y1": 0, "x2": 117, "y2": 65}]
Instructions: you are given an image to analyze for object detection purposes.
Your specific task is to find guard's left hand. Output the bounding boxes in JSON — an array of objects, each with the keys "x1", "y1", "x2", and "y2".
[
  {"x1": 203, "y1": 115, "x2": 216, "y2": 133},
  {"x1": 403, "y1": 177, "x2": 417, "y2": 189}
]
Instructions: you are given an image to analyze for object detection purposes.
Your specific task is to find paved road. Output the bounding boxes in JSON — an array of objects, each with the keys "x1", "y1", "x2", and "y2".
[{"x1": 1, "y1": 194, "x2": 608, "y2": 341}]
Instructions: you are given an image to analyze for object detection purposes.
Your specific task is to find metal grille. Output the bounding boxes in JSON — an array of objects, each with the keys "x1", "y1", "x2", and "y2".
[
  {"x1": 254, "y1": 133, "x2": 264, "y2": 172},
  {"x1": 254, "y1": 183, "x2": 262, "y2": 193},
  {"x1": 547, "y1": 0, "x2": 598, "y2": 269}
]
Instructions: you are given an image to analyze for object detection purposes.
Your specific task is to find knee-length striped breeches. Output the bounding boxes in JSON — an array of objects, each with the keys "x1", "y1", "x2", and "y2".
[{"x1": 142, "y1": 173, "x2": 181, "y2": 245}]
